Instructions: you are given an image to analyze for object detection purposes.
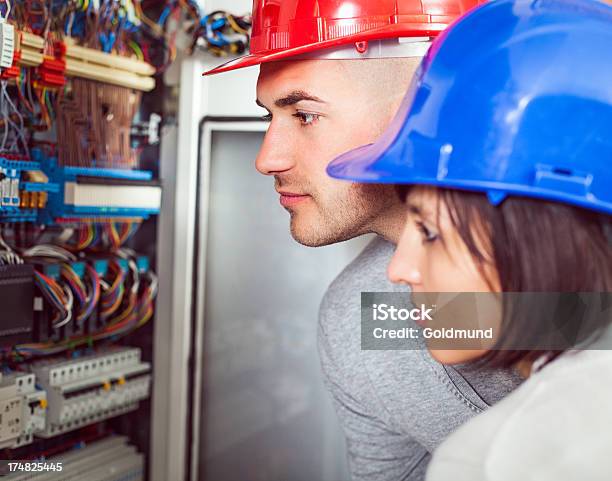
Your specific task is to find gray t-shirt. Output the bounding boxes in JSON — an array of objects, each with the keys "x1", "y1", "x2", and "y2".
[{"x1": 318, "y1": 237, "x2": 522, "y2": 480}]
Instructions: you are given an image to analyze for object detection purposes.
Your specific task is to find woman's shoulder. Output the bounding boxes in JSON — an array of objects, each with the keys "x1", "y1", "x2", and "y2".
[{"x1": 428, "y1": 349, "x2": 612, "y2": 481}]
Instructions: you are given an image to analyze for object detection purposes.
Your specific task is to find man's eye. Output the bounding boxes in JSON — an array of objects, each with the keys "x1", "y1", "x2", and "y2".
[
  {"x1": 293, "y1": 111, "x2": 320, "y2": 126},
  {"x1": 261, "y1": 113, "x2": 272, "y2": 122},
  {"x1": 417, "y1": 222, "x2": 439, "y2": 244}
]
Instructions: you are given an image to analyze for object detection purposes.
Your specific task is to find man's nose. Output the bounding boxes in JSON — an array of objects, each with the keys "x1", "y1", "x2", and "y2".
[{"x1": 255, "y1": 123, "x2": 296, "y2": 175}]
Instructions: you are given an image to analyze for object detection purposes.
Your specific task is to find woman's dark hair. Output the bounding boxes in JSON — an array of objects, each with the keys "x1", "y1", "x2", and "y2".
[{"x1": 397, "y1": 185, "x2": 612, "y2": 368}]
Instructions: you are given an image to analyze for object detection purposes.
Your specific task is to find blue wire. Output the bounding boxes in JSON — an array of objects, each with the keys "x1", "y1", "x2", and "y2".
[
  {"x1": 211, "y1": 18, "x2": 226, "y2": 30},
  {"x1": 158, "y1": 6, "x2": 172, "y2": 26}
]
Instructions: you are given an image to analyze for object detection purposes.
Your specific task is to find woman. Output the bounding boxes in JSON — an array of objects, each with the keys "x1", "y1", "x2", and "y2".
[{"x1": 327, "y1": 0, "x2": 612, "y2": 479}]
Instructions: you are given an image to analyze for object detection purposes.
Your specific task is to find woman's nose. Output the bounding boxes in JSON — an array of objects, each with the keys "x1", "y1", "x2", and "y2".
[
  {"x1": 387, "y1": 251, "x2": 423, "y2": 287},
  {"x1": 387, "y1": 228, "x2": 423, "y2": 288}
]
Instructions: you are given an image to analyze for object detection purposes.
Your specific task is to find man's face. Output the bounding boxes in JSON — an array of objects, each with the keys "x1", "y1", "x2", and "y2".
[{"x1": 255, "y1": 58, "x2": 418, "y2": 247}]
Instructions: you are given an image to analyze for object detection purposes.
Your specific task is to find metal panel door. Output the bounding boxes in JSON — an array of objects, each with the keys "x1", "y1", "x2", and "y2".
[{"x1": 197, "y1": 129, "x2": 369, "y2": 481}]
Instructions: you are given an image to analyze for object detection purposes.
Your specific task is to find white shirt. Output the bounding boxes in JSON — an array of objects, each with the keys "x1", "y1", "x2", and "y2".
[{"x1": 426, "y1": 346, "x2": 612, "y2": 481}]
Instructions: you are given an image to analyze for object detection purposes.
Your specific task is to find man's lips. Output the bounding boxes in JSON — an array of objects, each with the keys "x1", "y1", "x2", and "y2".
[{"x1": 278, "y1": 191, "x2": 310, "y2": 207}]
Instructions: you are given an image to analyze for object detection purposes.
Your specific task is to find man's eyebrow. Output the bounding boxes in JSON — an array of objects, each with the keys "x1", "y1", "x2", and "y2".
[
  {"x1": 256, "y1": 91, "x2": 325, "y2": 111},
  {"x1": 273, "y1": 90, "x2": 325, "y2": 108}
]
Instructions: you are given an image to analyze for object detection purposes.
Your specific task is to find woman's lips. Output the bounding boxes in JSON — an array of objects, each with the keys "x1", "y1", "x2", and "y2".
[{"x1": 279, "y1": 192, "x2": 310, "y2": 207}]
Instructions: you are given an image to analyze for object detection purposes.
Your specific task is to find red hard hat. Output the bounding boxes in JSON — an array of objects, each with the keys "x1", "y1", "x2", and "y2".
[{"x1": 204, "y1": 0, "x2": 484, "y2": 75}]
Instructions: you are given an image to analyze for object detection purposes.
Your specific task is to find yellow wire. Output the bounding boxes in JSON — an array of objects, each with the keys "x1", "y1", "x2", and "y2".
[
  {"x1": 226, "y1": 14, "x2": 249, "y2": 35},
  {"x1": 108, "y1": 223, "x2": 119, "y2": 248},
  {"x1": 86, "y1": 223, "x2": 94, "y2": 247},
  {"x1": 134, "y1": 0, "x2": 163, "y2": 36},
  {"x1": 106, "y1": 295, "x2": 136, "y2": 326}
]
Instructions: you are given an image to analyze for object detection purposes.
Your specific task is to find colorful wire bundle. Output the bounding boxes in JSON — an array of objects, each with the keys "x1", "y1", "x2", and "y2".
[
  {"x1": 34, "y1": 270, "x2": 72, "y2": 328},
  {"x1": 13, "y1": 1, "x2": 252, "y2": 71},
  {"x1": 99, "y1": 258, "x2": 126, "y2": 321},
  {"x1": 61, "y1": 264, "x2": 86, "y2": 307},
  {"x1": 79, "y1": 263, "x2": 101, "y2": 322},
  {"x1": 23, "y1": 245, "x2": 73, "y2": 330},
  {"x1": 192, "y1": 10, "x2": 252, "y2": 57},
  {"x1": 104, "y1": 251, "x2": 138, "y2": 326},
  {"x1": 76, "y1": 223, "x2": 96, "y2": 250},
  {"x1": 100, "y1": 268, "x2": 156, "y2": 337},
  {"x1": 60, "y1": 263, "x2": 102, "y2": 326},
  {"x1": 106, "y1": 221, "x2": 138, "y2": 250},
  {"x1": 13, "y1": 257, "x2": 157, "y2": 357},
  {"x1": 69, "y1": 221, "x2": 140, "y2": 251},
  {"x1": 2, "y1": 1, "x2": 253, "y2": 162}
]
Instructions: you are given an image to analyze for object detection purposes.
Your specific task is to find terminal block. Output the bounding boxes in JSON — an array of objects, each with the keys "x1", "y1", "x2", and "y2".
[
  {"x1": 33, "y1": 150, "x2": 161, "y2": 224},
  {"x1": 3, "y1": 435, "x2": 144, "y2": 481},
  {"x1": 0, "y1": 372, "x2": 47, "y2": 449},
  {"x1": 29, "y1": 347, "x2": 151, "y2": 438},
  {"x1": 0, "y1": 156, "x2": 59, "y2": 223},
  {"x1": 0, "y1": 21, "x2": 15, "y2": 69},
  {"x1": 0, "y1": 151, "x2": 161, "y2": 224}
]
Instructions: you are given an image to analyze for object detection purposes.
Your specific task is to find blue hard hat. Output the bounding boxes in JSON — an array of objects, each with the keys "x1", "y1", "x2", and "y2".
[{"x1": 327, "y1": 0, "x2": 612, "y2": 214}]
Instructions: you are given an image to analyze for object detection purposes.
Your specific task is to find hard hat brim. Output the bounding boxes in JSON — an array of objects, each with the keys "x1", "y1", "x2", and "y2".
[
  {"x1": 203, "y1": 23, "x2": 447, "y2": 76},
  {"x1": 326, "y1": 138, "x2": 612, "y2": 216},
  {"x1": 326, "y1": 141, "x2": 397, "y2": 183}
]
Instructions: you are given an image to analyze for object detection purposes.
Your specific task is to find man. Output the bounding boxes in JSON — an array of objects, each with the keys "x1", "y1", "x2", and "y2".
[{"x1": 205, "y1": 1, "x2": 522, "y2": 479}]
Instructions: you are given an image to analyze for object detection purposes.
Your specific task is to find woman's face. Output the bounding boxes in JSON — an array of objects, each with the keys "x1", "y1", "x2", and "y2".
[{"x1": 387, "y1": 186, "x2": 500, "y2": 364}]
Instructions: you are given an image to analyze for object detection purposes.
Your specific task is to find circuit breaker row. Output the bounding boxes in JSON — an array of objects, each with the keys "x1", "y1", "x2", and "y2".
[{"x1": 0, "y1": 347, "x2": 150, "y2": 448}]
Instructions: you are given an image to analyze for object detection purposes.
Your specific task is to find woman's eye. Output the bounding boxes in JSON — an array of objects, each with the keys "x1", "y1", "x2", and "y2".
[
  {"x1": 261, "y1": 113, "x2": 272, "y2": 122},
  {"x1": 293, "y1": 111, "x2": 320, "y2": 126},
  {"x1": 417, "y1": 222, "x2": 439, "y2": 243}
]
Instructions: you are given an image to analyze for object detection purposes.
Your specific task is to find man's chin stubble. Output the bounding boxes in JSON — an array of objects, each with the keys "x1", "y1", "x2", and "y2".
[{"x1": 288, "y1": 211, "x2": 370, "y2": 248}]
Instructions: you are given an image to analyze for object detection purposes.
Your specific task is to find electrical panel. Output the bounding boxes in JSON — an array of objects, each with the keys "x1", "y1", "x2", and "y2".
[
  {"x1": 0, "y1": 1, "x2": 254, "y2": 478},
  {"x1": 0, "y1": 1, "x2": 173, "y2": 476}
]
